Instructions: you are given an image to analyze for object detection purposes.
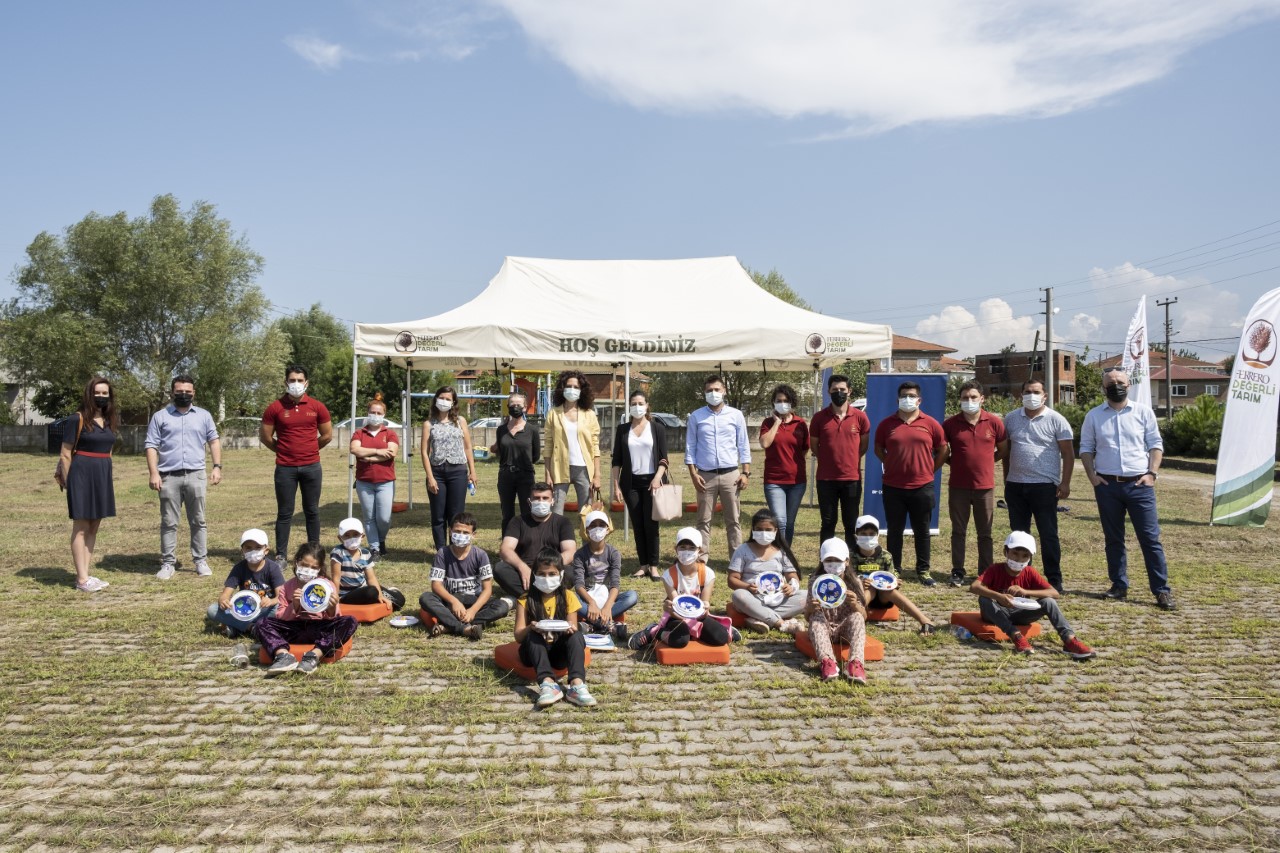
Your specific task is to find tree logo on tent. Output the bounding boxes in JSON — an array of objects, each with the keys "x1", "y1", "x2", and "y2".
[
  {"x1": 394, "y1": 332, "x2": 417, "y2": 353},
  {"x1": 806, "y1": 333, "x2": 826, "y2": 356}
]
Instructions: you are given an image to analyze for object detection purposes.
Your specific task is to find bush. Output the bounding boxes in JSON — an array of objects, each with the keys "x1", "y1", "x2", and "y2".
[{"x1": 1162, "y1": 395, "x2": 1224, "y2": 458}]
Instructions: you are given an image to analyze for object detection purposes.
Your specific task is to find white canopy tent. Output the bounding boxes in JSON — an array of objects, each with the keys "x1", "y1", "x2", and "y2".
[{"x1": 347, "y1": 256, "x2": 894, "y2": 515}]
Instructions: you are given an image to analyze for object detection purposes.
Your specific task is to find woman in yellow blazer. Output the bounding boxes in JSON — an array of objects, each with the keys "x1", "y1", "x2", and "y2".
[{"x1": 544, "y1": 369, "x2": 602, "y2": 515}]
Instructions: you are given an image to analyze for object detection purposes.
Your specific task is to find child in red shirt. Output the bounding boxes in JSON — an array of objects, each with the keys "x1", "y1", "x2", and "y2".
[{"x1": 969, "y1": 531, "x2": 1096, "y2": 659}]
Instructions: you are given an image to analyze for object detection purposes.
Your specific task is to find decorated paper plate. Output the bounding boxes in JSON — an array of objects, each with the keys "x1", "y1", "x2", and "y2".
[
  {"x1": 389, "y1": 614, "x2": 420, "y2": 628},
  {"x1": 867, "y1": 570, "x2": 899, "y2": 591},
  {"x1": 671, "y1": 594, "x2": 707, "y2": 619},
  {"x1": 584, "y1": 633, "x2": 615, "y2": 650},
  {"x1": 811, "y1": 574, "x2": 848, "y2": 609},
  {"x1": 228, "y1": 590, "x2": 262, "y2": 621},
  {"x1": 755, "y1": 571, "x2": 784, "y2": 595},
  {"x1": 534, "y1": 619, "x2": 571, "y2": 634},
  {"x1": 1009, "y1": 596, "x2": 1041, "y2": 611},
  {"x1": 586, "y1": 584, "x2": 609, "y2": 608},
  {"x1": 300, "y1": 578, "x2": 336, "y2": 613}
]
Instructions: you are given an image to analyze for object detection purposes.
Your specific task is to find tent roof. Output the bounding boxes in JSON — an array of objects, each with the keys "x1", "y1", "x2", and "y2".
[{"x1": 354, "y1": 256, "x2": 892, "y2": 372}]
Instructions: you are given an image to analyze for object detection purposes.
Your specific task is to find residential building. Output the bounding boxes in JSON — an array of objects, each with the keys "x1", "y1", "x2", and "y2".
[
  {"x1": 973, "y1": 349, "x2": 1077, "y2": 404},
  {"x1": 870, "y1": 334, "x2": 958, "y2": 374}
]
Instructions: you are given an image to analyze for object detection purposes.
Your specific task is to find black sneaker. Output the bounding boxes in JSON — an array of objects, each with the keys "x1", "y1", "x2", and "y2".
[
  {"x1": 1104, "y1": 584, "x2": 1128, "y2": 600},
  {"x1": 628, "y1": 622, "x2": 658, "y2": 650},
  {"x1": 266, "y1": 650, "x2": 298, "y2": 677},
  {"x1": 949, "y1": 572, "x2": 965, "y2": 588},
  {"x1": 918, "y1": 572, "x2": 936, "y2": 588},
  {"x1": 1156, "y1": 591, "x2": 1177, "y2": 611},
  {"x1": 297, "y1": 650, "x2": 321, "y2": 675}
]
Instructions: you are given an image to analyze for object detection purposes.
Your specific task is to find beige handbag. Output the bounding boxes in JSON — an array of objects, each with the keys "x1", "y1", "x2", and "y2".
[{"x1": 651, "y1": 480, "x2": 683, "y2": 522}]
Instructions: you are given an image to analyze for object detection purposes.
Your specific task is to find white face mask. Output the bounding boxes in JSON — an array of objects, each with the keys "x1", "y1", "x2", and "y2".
[
  {"x1": 705, "y1": 390, "x2": 724, "y2": 407},
  {"x1": 774, "y1": 401, "x2": 791, "y2": 415},
  {"x1": 435, "y1": 398, "x2": 453, "y2": 412},
  {"x1": 366, "y1": 413, "x2": 385, "y2": 427},
  {"x1": 343, "y1": 535, "x2": 363, "y2": 551},
  {"x1": 821, "y1": 559, "x2": 845, "y2": 574},
  {"x1": 588, "y1": 526, "x2": 608, "y2": 542},
  {"x1": 450, "y1": 532, "x2": 472, "y2": 548},
  {"x1": 959, "y1": 400, "x2": 981, "y2": 414},
  {"x1": 752, "y1": 530, "x2": 777, "y2": 545},
  {"x1": 1023, "y1": 393, "x2": 1044, "y2": 410},
  {"x1": 856, "y1": 535, "x2": 878, "y2": 551},
  {"x1": 898, "y1": 397, "x2": 919, "y2": 413},
  {"x1": 676, "y1": 548, "x2": 699, "y2": 565},
  {"x1": 629, "y1": 404, "x2": 647, "y2": 419},
  {"x1": 533, "y1": 574, "x2": 561, "y2": 593},
  {"x1": 295, "y1": 566, "x2": 320, "y2": 582},
  {"x1": 563, "y1": 387, "x2": 581, "y2": 402},
  {"x1": 530, "y1": 500, "x2": 552, "y2": 518},
  {"x1": 286, "y1": 381, "x2": 306, "y2": 398},
  {"x1": 1007, "y1": 558, "x2": 1030, "y2": 572},
  {"x1": 244, "y1": 548, "x2": 267, "y2": 565}
]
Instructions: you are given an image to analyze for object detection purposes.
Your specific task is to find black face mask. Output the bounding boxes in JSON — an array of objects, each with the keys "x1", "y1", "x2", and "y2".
[
  {"x1": 94, "y1": 396, "x2": 110, "y2": 410},
  {"x1": 1105, "y1": 384, "x2": 1129, "y2": 402},
  {"x1": 173, "y1": 392, "x2": 193, "y2": 408},
  {"x1": 508, "y1": 405, "x2": 524, "y2": 418},
  {"x1": 829, "y1": 390, "x2": 849, "y2": 406}
]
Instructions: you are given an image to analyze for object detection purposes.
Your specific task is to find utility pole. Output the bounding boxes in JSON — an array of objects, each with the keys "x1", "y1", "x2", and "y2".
[
  {"x1": 1042, "y1": 287, "x2": 1055, "y2": 407},
  {"x1": 1157, "y1": 297, "x2": 1178, "y2": 421}
]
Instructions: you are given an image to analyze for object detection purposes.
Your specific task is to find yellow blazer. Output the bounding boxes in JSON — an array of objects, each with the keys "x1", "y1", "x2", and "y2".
[{"x1": 544, "y1": 406, "x2": 601, "y2": 482}]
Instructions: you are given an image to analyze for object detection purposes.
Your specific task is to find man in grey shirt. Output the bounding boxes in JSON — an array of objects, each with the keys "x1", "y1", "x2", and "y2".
[
  {"x1": 1002, "y1": 379, "x2": 1073, "y2": 592},
  {"x1": 145, "y1": 375, "x2": 222, "y2": 579}
]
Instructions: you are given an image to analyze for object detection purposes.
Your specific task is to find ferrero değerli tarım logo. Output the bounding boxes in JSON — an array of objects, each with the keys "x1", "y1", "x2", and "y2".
[{"x1": 1242, "y1": 319, "x2": 1277, "y2": 369}]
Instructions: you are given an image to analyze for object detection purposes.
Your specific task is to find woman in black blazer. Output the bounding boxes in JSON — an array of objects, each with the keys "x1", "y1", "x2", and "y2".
[{"x1": 611, "y1": 389, "x2": 668, "y2": 580}]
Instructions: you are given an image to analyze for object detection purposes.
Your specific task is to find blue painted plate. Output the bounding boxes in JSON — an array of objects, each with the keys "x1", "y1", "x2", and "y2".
[
  {"x1": 229, "y1": 590, "x2": 261, "y2": 620},
  {"x1": 300, "y1": 579, "x2": 336, "y2": 613},
  {"x1": 811, "y1": 574, "x2": 848, "y2": 609},
  {"x1": 672, "y1": 594, "x2": 706, "y2": 619},
  {"x1": 868, "y1": 570, "x2": 899, "y2": 591}
]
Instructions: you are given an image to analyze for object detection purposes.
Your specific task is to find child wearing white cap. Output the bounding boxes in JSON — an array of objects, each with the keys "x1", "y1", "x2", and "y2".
[
  {"x1": 207, "y1": 529, "x2": 287, "y2": 650},
  {"x1": 629, "y1": 526, "x2": 734, "y2": 650},
  {"x1": 850, "y1": 515, "x2": 937, "y2": 634},
  {"x1": 328, "y1": 517, "x2": 404, "y2": 610},
  {"x1": 571, "y1": 510, "x2": 637, "y2": 638},
  {"x1": 970, "y1": 531, "x2": 1096, "y2": 659},
  {"x1": 807, "y1": 538, "x2": 871, "y2": 683}
]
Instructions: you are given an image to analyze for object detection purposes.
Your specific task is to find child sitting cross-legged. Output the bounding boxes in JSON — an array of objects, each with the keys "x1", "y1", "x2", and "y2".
[
  {"x1": 969, "y1": 531, "x2": 1096, "y2": 659},
  {"x1": 850, "y1": 515, "x2": 938, "y2": 634},
  {"x1": 513, "y1": 549, "x2": 597, "y2": 708},
  {"x1": 329, "y1": 517, "x2": 404, "y2": 610},
  {"x1": 571, "y1": 511, "x2": 638, "y2": 640},
  {"x1": 420, "y1": 512, "x2": 511, "y2": 640},
  {"x1": 256, "y1": 543, "x2": 359, "y2": 676},
  {"x1": 629, "y1": 527, "x2": 734, "y2": 651}
]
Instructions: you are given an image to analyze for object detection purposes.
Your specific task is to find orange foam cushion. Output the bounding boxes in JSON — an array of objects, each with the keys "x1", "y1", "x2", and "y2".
[
  {"x1": 725, "y1": 601, "x2": 746, "y2": 627},
  {"x1": 343, "y1": 599, "x2": 393, "y2": 624},
  {"x1": 493, "y1": 641, "x2": 591, "y2": 681},
  {"x1": 655, "y1": 640, "x2": 731, "y2": 666},
  {"x1": 417, "y1": 609, "x2": 440, "y2": 630},
  {"x1": 867, "y1": 604, "x2": 900, "y2": 622},
  {"x1": 257, "y1": 637, "x2": 353, "y2": 665},
  {"x1": 950, "y1": 611, "x2": 1043, "y2": 642},
  {"x1": 795, "y1": 631, "x2": 884, "y2": 663}
]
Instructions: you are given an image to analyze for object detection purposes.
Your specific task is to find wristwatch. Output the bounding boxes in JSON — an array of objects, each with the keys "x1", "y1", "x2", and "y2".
[
  {"x1": 213, "y1": 464, "x2": 223, "y2": 469},
  {"x1": 1145, "y1": 470, "x2": 1157, "y2": 480}
]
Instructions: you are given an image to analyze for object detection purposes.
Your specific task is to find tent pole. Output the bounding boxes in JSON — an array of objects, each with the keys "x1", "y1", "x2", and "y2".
[
  {"x1": 405, "y1": 361, "x2": 413, "y2": 510},
  {"x1": 347, "y1": 325, "x2": 358, "y2": 518},
  {"x1": 810, "y1": 367, "x2": 820, "y2": 506},
  {"x1": 623, "y1": 363, "x2": 630, "y2": 543}
]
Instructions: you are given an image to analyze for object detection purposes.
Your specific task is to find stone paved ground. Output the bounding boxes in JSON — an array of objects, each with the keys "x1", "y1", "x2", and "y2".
[{"x1": 1, "y1": 451, "x2": 1277, "y2": 851}]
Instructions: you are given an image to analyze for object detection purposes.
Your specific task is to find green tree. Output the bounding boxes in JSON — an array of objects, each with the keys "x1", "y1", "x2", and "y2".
[
  {"x1": 277, "y1": 304, "x2": 352, "y2": 413},
  {"x1": 1073, "y1": 346, "x2": 1103, "y2": 408},
  {"x1": 1, "y1": 194, "x2": 274, "y2": 418}
]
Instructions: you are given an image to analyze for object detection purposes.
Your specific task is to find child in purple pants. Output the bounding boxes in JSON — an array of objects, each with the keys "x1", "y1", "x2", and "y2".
[{"x1": 256, "y1": 543, "x2": 357, "y2": 677}]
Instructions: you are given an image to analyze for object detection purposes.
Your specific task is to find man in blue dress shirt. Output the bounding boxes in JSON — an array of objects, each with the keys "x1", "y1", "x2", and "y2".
[{"x1": 685, "y1": 375, "x2": 752, "y2": 555}]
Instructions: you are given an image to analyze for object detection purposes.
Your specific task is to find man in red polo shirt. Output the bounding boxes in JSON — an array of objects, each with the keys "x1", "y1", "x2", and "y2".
[
  {"x1": 260, "y1": 365, "x2": 333, "y2": 561},
  {"x1": 874, "y1": 380, "x2": 947, "y2": 586},
  {"x1": 809, "y1": 373, "x2": 871, "y2": 549},
  {"x1": 941, "y1": 380, "x2": 1009, "y2": 587}
]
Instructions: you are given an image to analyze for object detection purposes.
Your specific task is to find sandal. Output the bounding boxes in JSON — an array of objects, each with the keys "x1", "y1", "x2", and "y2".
[{"x1": 428, "y1": 623, "x2": 447, "y2": 638}]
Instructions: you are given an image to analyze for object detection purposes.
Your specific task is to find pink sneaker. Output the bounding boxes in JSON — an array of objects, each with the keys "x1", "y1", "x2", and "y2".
[
  {"x1": 819, "y1": 658, "x2": 839, "y2": 682},
  {"x1": 844, "y1": 659, "x2": 866, "y2": 685}
]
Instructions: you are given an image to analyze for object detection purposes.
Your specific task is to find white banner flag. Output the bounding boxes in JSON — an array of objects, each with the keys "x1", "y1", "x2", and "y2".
[
  {"x1": 1212, "y1": 286, "x2": 1280, "y2": 526},
  {"x1": 1120, "y1": 296, "x2": 1153, "y2": 409}
]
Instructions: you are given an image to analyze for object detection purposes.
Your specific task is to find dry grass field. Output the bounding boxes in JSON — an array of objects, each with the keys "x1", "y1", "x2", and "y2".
[{"x1": 1, "y1": 447, "x2": 1277, "y2": 851}]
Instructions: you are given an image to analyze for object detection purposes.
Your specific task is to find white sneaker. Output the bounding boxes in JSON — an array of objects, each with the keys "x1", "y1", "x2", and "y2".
[
  {"x1": 194, "y1": 559, "x2": 212, "y2": 577},
  {"x1": 156, "y1": 564, "x2": 177, "y2": 580},
  {"x1": 76, "y1": 577, "x2": 109, "y2": 592}
]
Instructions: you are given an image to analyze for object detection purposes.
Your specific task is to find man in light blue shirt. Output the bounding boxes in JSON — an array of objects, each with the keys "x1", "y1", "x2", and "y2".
[
  {"x1": 685, "y1": 375, "x2": 752, "y2": 554},
  {"x1": 145, "y1": 375, "x2": 222, "y2": 579},
  {"x1": 1079, "y1": 369, "x2": 1173, "y2": 610}
]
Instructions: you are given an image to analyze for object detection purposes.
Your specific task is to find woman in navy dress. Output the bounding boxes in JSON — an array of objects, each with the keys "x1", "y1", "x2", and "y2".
[{"x1": 55, "y1": 376, "x2": 118, "y2": 592}]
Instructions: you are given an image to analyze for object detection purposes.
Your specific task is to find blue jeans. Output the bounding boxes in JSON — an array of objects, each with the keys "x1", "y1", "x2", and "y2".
[
  {"x1": 355, "y1": 479, "x2": 395, "y2": 550},
  {"x1": 206, "y1": 602, "x2": 277, "y2": 638},
  {"x1": 764, "y1": 482, "x2": 806, "y2": 545},
  {"x1": 1093, "y1": 479, "x2": 1170, "y2": 595},
  {"x1": 429, "y1": 462, "x2": 470, "y2": 549},
  {"x1": 578, "y1": 588, "x2": 640, "y2": 626}
]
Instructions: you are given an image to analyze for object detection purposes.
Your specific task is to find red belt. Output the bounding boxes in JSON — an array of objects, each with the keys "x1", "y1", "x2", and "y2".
[{"x1": 76, "y1": 451, "x2": 112, "y2": 458}]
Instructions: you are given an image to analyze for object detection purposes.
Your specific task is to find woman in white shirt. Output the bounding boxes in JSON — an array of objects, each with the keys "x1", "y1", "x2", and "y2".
[{"x1": 610, "y1": 390, "x2": 669, "y2": 580}]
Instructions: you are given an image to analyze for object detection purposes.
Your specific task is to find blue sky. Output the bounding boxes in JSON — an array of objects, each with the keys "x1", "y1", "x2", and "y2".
[{"x1": 3, "y1": 1, "x2": 1279, "y2": 362}]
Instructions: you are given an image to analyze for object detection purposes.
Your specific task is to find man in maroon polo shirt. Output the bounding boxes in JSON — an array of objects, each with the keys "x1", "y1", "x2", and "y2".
[
  {"x1": 874, "y1": 380, "x2": 947, "y2": 586},
  {"x1": 809, "y1": 373, "x2": 871, "y2": 549},
  {"x1": 941, "y1": 380, "x2": 1009, "y2": 587},
  {"x1": 259, "y1": 365, "x2": 333, "y2": 561}
]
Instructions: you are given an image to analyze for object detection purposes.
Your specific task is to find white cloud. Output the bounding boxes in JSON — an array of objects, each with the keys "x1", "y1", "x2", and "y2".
[
  {"x1": 915, "y1": 297, "x2": 1043, "y2": 357},
  {"x1": 372, "y1": 2, "x2": 504, "y2": 62},
  {"x1": 494, "y1": 0, "x2": 1280, "y2": 132},
  {"x1": 286, "y1": 35, "x2": 353, "y2": 71}
]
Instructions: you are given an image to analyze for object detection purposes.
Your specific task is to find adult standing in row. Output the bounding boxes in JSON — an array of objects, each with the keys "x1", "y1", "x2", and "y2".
[
  {"x1": 759, "y1": 384, "x2": 808, "y2": 545},
  {"x1": 1080, "y1": 369, "x2": 1176, "y2": 610},
  {"x1": 685, "y1": 375, "x2": 751, "y2": 555},
  {"x1": 351, "y1": 393, "x2": 398, "y2": 559},
  {"x1": 544, "y1": 370, "x2": 602, "y2": 515},
  {"x1": 611, "y1": 389, "x2": 669, "y2": 580},
  {"x1": 809, "y1": 373, "x2": 871, "y2": 549},
  {"x1": 260, "y1": 365, "x2": 332, "y2": 562},
  {"x1": 493, "y1": 392, "x2": 539, "y2": 536},
  {"x1": 55, "y1": 376, "x2": 118, "y2": 593},
  {"x1": 1002, "y1": 379, "x2": 1074, "y2": 592},
  {"x1": 875, "y1": 381, "x2": 947, "y2": 586},
  {"x1": 422, "y1": 385, "x2": 476, "y2": 552},
  {"x1": 941, "y1": 380, "x2": 1007, "y2": 586},
  {"x1": 146, "y1": 374, "x2": 222, "y2": 579}
]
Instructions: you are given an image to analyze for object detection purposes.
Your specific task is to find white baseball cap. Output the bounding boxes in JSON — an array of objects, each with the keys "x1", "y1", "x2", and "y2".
[
  {"x1": 338, "y1": 517, "x2": 365, "y2": 536},
  {"x1": 584, "y1": 510, "x2": 610, "y2": 528},
  {"x1": 819, "y1": 539, "x2": 850, "y2": 561},
  {"x1": 675, "y1": 526, "x2": 701, "y2": 547},
  {"x1": 1004, "y1": 530, "x2": 1037, "y2": 555},
  {"x1": 240, "y1": 528, "x2": 269, "y2": 546},
  {"x1": 855, "y1": 515, "x2": 880, "y2": 532}
]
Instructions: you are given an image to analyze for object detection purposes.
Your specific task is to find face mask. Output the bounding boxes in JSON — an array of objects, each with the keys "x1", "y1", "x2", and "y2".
[
  {"x1": 705, "y1": 390, "x2": 723, "y2": 407},
  {"x1": 1007, "y1": 558, "x2": 1030, "y2": 572},
  {"x1": 244, "y1": 548, "x2": 267, "y2": 564},
  {"x1": 563, "y1": 387, "x2": 581, "y2": 402},
  {"x1": 530, "y1": 500, "x2": 552, "y2": 518},
  {"x1": 296, "y1": 566, "x2": 319, "y2": 582},
  {"x1": 774, "y1": 402, "x2": 791, "y2": 415},
  {"x1": 856, "y1": 535, "x2": 878, "y2": 550},
  {"x1": 450, "y1": 532, "x2": 472, "y2": 548},
  {"x1": 1022, "y1": 393, "x2": 1044, "y2": 410},
  {"x1": 172, "y1": 392, "x2": 193, "y2": 408},
  {"x1": 898, "y1": 397, "x2": 919, "y2": 413},
  {"x1": 533, "y1": 574, "x2": 561, "y2": 593},
  {"x1": 286, "y1": 381, "x2": 307, "y2": 398},
  {"x1": 366, "y1": 413, "x2": 384, "y2": 428},
  {"x1": 676, "y1": 548, "x2": 699, "y2": 565},
  {"x1": 822, "y1": 559, "x2": 845, "y2": 573},
  {"x1": 829, "y1": 390, "x2": 849, "y2": 406},
  {"x1": 343, "y1": 535, "x2": 363, "y2": 551},
  {"x1": 508, "y1": 405, "x2": 524, "y2": 418},
  {"x1": 435, "y1": 398, "x2": 453, "y2": 412},
  {"x1": 752, "y1": 530, "x2": 776, "y2": 545},
  {"x1": 1105, "y1": 384, "x2": 1129, "y2": 402},
  {"x1": 94, "y1": 396, "x2": 111, "y2": 410},
  {"x1": 588, "y1": 526, "x2": 608, "y2": 542},
  {"x1": 629, "y1": 404, "x2": 647, "y2": 419},
  {"x1": 960, "y1": 400, "x2": 981, "y2": 414}
]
